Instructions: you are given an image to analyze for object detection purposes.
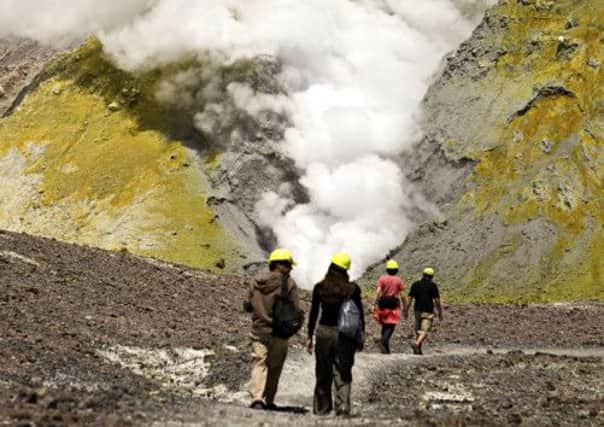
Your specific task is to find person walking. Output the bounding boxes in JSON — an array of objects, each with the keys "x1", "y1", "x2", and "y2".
[
  {"x1": 404, "y1": 267, "x2": 442, "y2": 355},
  {"x1": 243, "y1": 248, "x2": 303, "y2": 410},
  {"x1": 373, "y1": 259, "x2": 406, "y2": 354},
  {"x1": 307, "y1": 252, "x2": 365, "y2": 416}
]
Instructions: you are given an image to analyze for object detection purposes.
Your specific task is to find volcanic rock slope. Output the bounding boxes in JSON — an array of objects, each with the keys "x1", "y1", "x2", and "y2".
[
  {"x1": 363, "y1": 0, "x2": 603, "y2": 302},
  {"x1": 0, "y1": 38, "x2": 303, "y2": 274},
  {"x1": 1, "y1": 1, "x2": 602, "y2": 303},
  {"x1": 0, "y1": 37, "x2": 63, "y2": 115}
]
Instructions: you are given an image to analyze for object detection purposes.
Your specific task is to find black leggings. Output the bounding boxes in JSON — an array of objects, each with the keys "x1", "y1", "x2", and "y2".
[{"x1": 380, "y1": 324, "x2": 396, "y2": 354}]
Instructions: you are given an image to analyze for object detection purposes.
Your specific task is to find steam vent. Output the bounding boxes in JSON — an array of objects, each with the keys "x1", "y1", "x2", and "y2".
[
  {"x1": 1, "y1": 0, "x2": 602, "y2": 301},
  {"x1": 1, "y1": 1, "x2": 604, "y2": 426}
]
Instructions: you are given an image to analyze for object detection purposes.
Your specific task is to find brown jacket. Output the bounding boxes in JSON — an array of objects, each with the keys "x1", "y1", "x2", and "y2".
[{"x1": 245, "y1": 270, "x2": 303, "y2": 338}]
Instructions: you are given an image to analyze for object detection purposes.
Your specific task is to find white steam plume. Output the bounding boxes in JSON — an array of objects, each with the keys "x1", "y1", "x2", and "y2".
[
  {"x1": 1, "y1": 0, "x2": 495, "y2": 286},
  {"x1": 0, "y1": 0, "x2": 152, "y2": 45}
]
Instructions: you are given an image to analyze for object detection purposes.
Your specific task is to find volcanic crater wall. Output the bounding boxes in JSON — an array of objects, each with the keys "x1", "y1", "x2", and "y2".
[
  {"x1": 0, "y1": 39, "x2": 302, "y2": 272},
  {"x1": 362, "y1": 0, "x2": 603, "y2": 302},
  {"x1": 1, "y1": 1, "x2": 602, "y2": 302}
]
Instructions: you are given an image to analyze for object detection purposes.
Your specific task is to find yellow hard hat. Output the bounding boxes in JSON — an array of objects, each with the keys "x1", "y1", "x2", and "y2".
[
  {"x1": 386, "y1": 259, "x2": 399, "y2": 270},
  {"x1": 331, "y1": 252, "x2": 351, "y2": 271},
  {"x1": 423, "y1": 267, "x2": 435, "y2": 276},
  {"x1": 268, "y1": 248, "x2": 296, "y2": 266}
]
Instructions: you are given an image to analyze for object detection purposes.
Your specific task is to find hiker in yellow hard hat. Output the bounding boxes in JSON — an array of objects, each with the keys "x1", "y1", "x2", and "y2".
[
  {"x1": 307, "y1": 252, "x2": 364, "y2": 416},
  {"x1": 244, "y1": 248, "x2": 303, "y2": 410},
  {"x1": 404, "y1": 267, "x2": 442, "y2": 355},
  {"x1": 268, "y1": 248, "x2": 296, "y2": 266},
  {"x1": 330, "y1": 252, "x2": 351, "y2": 270},
  {"x1": 373, "y1": 259, "x2": 407, "y2": 354}
]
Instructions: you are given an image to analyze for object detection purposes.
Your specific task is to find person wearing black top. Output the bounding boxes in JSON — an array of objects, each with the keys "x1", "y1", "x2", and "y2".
[
  {"x1": 307, "y1": 253, "x2": 364, "y2": 416},
  {"x1": 404, "y1": 267, "x2": 442, "y2": 355}
]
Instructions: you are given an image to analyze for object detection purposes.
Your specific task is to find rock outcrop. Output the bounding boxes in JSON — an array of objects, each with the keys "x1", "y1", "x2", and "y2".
[
  {"x1": 362, "y1": 0, "x2": 603, "y2": 302},
  {"x1": 0, "y1": 39, "x2": 248, "y2": 271},
  {"x1": 0, "y1": 37, "x2": 63, "y2": 115},
  {"x1": 0, "y1": 37, "x2": 309, "y2": 272}
]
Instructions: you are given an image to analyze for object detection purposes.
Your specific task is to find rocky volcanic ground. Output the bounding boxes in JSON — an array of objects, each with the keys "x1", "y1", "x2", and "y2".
[
  {"x1": 0, "y1": 37, "x2": 64, "y2": 116},
  {"x1": 1, "y1": 229, "x2": 603, "y2": 426}
]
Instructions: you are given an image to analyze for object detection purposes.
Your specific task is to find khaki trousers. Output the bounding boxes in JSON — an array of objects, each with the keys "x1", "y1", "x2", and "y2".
[
  {"x1": 249, "y1": 336, "x2": 289, "y2": 404},
  {"x1": 313, "y1": 325, "x2": 356, "y2": 415}
]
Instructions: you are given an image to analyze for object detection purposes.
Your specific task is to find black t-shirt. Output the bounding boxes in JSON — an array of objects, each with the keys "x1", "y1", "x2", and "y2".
[{"x1": 409, "y1": 278, "x2": 440, "y2": 313}]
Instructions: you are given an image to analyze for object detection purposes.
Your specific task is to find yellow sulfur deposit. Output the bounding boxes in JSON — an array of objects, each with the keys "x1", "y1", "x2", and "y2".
[
  {"x1": 0, "y1": 39, "x2": 240, "y2": 271},
  {"x1": 455, "y1": 0, "x2": 603, "y2": 301}
]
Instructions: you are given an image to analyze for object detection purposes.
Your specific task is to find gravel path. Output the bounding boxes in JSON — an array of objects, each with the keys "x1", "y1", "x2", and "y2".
[{"x1": 242, "y1": 345, "x2": 604, "y2": 411}]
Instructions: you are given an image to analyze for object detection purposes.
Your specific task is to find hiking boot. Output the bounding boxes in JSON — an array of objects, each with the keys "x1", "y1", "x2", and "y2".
[
  {"x1": 250, "y1": 400, "x2": 265, "y2": 410},
  {"x1": 265, "y1": 402, "x2": 277, "y2": 411},
  {"x1": 335, "y1": 407, "x2": 351, "y2": 417},
  {"x1": 410, "y1": 343, "x2": 420, "y2": 355},
  {"x1": 378, "y1": 342, "x2": 388, "y2": 354}
]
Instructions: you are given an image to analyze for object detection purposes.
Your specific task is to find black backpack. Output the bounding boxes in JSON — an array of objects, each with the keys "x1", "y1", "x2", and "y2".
[
  {"x1": 272, "y1": 274, "x2": 303, "y2": 339},
  {"x1": 338, "y1": 297, "x2": 362, "y2": 339}
]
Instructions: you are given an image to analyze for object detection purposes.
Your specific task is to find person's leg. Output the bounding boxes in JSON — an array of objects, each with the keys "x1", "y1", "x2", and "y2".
[
  {"x1": 416, "y1": 314, "x2": 433, "y2": 354},
  {"x1": 249, "y1": 339, "x2": 269, "y2": 406},
  {"x1": 415, "y1": 331, "x2": 428, "y2": 354},
  {"x1": 334, "y1": 335, "x2": 356, "y2": 416},
  {"x1": 313, "y1": 326, "x2": 337, "y2": 415},
  {"x1": 411, "y1": 312, "x2": 422, "y2": 354},
  {"x1": 334, "y1": 367, "x2": 352, "y2": 415},
  {"x1": 381, "y1": 324, "x2": 395, "y2": 354},
  {"x1": 378, "y1": 324, "x2": 388, "y2": 354},
  {"x1": 264, "y1": 336, "x2": 289, "y2": 406},
  {"x1": 414, "y1": 311, "x2": 421, "y2": 340}
]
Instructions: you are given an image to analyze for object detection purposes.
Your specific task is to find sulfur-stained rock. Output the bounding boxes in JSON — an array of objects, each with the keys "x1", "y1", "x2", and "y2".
[
  {"x1": 107, "y1": 101, "x2": 120, "y2": 111},
  {"x1": 555, "y1": 36, "x2": 580, "y2": 61},
  {"x1": 362, "y1": 0, "x2": 604, "y2": 302},
  {"x1": 539, "y1": 139, "x2": 552, "y2": 153},
  {"x1": 0, "y1": 39, "x2": 245, "y2": 273},
  {"x1": 587, "y1": 57, "x2": 600, "y2": 68}
]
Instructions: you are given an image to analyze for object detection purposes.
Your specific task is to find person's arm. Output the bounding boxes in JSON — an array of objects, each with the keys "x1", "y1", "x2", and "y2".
[
  {"x1": 399, "y1": 291, "x2": 407, "y2": 313},
  {"x1": 243, "y1": 280, "x2": 253, "y2": 313},
  {"x1": 433, "y1": 284, "x2": 442, "y2": 320},
  {"x1": 404, "y1": 296, "x2": 413, "y2": 319},
  {"x1": 373, "y1": 287, "x2": 382, "y2": 308},
  {"x1": 307, "y1": 285, "x2": 320, "y2": 354},
  {"x1": 399, "y1": 280, "x2": 407, "y2": 312},
  {"x1": 353, "y1": 284, "x2": 365, "y2": 350},
  {"x1": 352, "y1": 285, "x2": 365, "y2": 332},
  {"x1": 435, "y1": 298, "x2": 443, "y2": 321},
  {"x1": 405, "y1": 284, "x2": 415, "y2": 319}
]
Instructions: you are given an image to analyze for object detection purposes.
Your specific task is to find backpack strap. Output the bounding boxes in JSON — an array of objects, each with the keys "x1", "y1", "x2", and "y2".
[
  {"x1": 280, "y1": 274, "x2": 289, "y2": 300},
  {"x1": 346, "y1": 282, "x2": 356, "y2": 300}
]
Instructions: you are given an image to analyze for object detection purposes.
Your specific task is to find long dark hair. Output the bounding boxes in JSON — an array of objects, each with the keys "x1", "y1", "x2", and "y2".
[{"x1": 318, "y1": 263, "x2": 354, "y2": 303}]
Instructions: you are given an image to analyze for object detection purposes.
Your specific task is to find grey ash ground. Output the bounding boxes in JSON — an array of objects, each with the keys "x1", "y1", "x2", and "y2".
[{"x1": 1, "y1": 230, "x2": 602, "y2": 426}]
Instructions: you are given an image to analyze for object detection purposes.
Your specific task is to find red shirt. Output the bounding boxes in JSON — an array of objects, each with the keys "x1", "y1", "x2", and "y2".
[{"x1": 377, "y1": 275, "x2": 405, "y2": 297}]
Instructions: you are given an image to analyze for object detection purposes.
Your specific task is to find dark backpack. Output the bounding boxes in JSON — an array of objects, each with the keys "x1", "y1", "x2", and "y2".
[
  {"x1": 272, "y1": 274, "x2": 303, "y2": 339},
  {"x1": 338, "y1": 297, "x2": 362, "y2": 339}
]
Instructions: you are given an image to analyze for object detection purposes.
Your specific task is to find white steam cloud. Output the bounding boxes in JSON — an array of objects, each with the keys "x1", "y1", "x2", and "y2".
[
  {"x1": 0, "y1": 0, "x2": 152, "y2": 45},
  {"x1": 1, "y1": 0, "x2": 495, "y2": 286}
]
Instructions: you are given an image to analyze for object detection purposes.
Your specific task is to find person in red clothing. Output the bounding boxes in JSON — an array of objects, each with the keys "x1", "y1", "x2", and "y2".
[{"x1": 373, "y1": 259, "x2": 406, "y2": 354}]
